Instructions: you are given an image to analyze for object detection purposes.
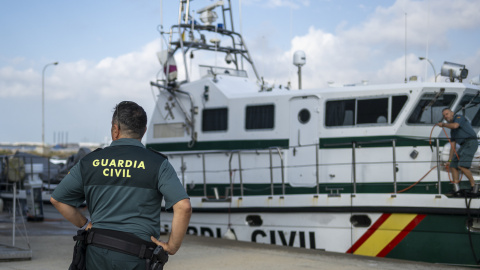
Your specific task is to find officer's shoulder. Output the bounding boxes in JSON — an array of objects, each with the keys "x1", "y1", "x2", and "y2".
[
  {"x1": 147, "y1": 148, "x2": 168, "y2": 159},
  {"x1": 79, "y1": 147, "x2": 103, "y2": 160},
  {"x1": 85, "y1": 147, "x2": 104, "y2": 156}
]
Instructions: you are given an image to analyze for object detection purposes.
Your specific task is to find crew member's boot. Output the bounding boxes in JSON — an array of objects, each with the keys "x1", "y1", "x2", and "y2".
[
  {"x1": 453, "y1": 183, "x2": 460, "y2": 192},
  {"x1": 446, "y1": 183, "x2": 461, "y2": 197},
  {"x1": 471, "y1": 183, "x2": 479, "y2": 194}
]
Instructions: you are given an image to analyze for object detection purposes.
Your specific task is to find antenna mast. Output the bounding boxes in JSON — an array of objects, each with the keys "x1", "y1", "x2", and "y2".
[{"x1": 404, "y1": 12, "x2": 407, "y2": 83}]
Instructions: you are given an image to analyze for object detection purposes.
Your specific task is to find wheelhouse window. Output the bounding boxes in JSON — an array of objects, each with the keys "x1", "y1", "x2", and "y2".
[
  {"x1": 392, "y1": 95, "x2": 408, "y2": 123},
  {"x1": 326, "y1": 95, "x2": 408, "y2": 127},
  {"x1": 454, "y1": 94, "x2": 480, "y2": 127},
  {"x1": 357, "y1": 98, "x2": 388, "y2": 124},
  {"x1": 407, "y1": 92, "x2": 456, "y2": 125},
  {"x1": 202, "y1": 108, "x2": 228, "y2": 132},
  {"x1": 246, "y1": 104, "x2": 274, "y2": 130}
]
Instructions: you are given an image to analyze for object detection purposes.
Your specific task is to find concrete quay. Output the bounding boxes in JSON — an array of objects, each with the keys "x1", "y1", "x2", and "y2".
[{"x1": 0, "y1": 205, "x2": 469, "y2": 270}]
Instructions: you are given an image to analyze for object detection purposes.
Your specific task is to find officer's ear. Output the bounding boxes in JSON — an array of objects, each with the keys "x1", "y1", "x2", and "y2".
[{"x1": 111, "y1": 123, "x2": 121, "y2": 141}]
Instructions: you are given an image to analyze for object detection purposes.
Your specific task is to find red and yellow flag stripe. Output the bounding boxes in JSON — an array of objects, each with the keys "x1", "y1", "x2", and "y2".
[{"x1": 347, "y1": 213, "x2": 426, "y2": 257}]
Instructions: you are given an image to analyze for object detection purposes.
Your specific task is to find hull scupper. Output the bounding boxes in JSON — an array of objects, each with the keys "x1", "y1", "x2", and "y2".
[{"x1": 148, "y1": 0, "x2": 480, "y2": 266}]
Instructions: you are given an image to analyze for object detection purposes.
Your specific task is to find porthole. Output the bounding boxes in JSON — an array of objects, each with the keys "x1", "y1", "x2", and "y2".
[
  {"x1": 246, "y1": 215, "x2": 263, "y2": 227},
  {"x1": 298, "y1": 109, "x2": 311, "y2": 124},
  {"x1": 350, "y1": 215, "x2": 371, "y2": 227}
]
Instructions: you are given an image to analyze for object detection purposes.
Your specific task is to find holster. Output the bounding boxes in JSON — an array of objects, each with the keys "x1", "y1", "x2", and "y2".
[
  {"x1": 147, "y1": 245, "x2": 169, "y2": 270},
  {"x1": 69, "y1": 230, "x2": 88, "y2": 270}
]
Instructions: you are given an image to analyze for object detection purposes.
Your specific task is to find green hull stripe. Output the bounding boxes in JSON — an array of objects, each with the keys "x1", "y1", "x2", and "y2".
[
  {"x1": 319, "y1": 135, "x2": 448, "y2": 149},
  {"x1": 186, "y1": 182, "x2": 457, "y2": 197},
  {"x1": 146, "y1": 136, "x2": 448, "y2": 151},
  {"x1": 147, "y1": 139, "x2": 288, "y2": 152}
]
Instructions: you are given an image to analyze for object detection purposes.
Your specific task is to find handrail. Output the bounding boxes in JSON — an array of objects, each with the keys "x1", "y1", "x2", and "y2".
[
  {"x1": 436, "y1": 138, "x2": 442, "y2": 195},
  {"x1": 269, "y1": 148, "x2": 274, "y2": 196},
  {"x1": 275, "y1": 147, "x2": 286, "y2": 196},
  {"x1": 228, "y1": 152, "x2": 234, "y2": 197},
  {"x1": 392, "y1": 139, "x2": 397, "y2": 194},
  {"x1": 238, "y1": 152, "x2": 243, "y2": 198},
  {"x1": 163, "y1": 138, "x2": 452, "y2": 199},
  {"x1": 352, "y1": 142, "x2": 357, "y2": 194},
  {"x1": 316, "y1": 143, "x2": 320, "y2": 194},
  {"x1": 202, "y1": 153, "x2": 206, "y2": 198}
]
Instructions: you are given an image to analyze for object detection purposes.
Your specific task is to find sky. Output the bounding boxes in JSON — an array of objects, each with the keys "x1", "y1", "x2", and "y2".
[{"x1": 1, "y1": 0, "x2": 479, "y2": 145}]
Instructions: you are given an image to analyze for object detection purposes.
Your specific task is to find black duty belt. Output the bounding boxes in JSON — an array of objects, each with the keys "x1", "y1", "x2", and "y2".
[{"x1": 75, "y1": 228, "x2": 157, "y2": 259}]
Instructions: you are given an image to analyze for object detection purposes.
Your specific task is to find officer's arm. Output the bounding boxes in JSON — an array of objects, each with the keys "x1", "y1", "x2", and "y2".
[
  {"x1": 151, "y1": 198, "x2": 192, "y2": 255},
  {"x1": 50, "y1": 197, "x2": 90, "y2": 229}
]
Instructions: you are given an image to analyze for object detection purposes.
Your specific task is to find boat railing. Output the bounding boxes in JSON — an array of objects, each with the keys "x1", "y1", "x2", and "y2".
[
  {"x1": 166, "y1": 137, "x2": 456, "y2": 201},
  {"x1": 325, "y1": 138, "x2": 444, "y2": 197}
]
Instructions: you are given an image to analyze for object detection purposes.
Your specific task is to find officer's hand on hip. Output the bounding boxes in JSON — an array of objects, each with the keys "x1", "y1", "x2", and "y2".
[{"x1": 150, "y1": 236, "x2": 172, "y2": 255}]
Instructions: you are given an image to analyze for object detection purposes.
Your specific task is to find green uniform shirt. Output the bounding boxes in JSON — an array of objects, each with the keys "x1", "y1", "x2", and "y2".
[{"x1": 52, "y1": 138, "x2": 189, "y2": 241}]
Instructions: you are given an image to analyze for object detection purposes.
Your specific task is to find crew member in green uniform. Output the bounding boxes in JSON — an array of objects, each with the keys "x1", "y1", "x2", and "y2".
[
  {"x1": 437, "y1": 108, "x2": 479, "y2": 193},
  {"x1": 51, "y1": 101, "x2": 191, "y2": 269}
]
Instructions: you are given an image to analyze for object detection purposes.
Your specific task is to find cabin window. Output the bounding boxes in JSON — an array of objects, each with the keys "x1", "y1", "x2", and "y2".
[
  {"x1": 153, "y1": 123, "x2": 185, "y2": 138},
  {"x1": 325, "y1": 99, "x2": 355, "y2": 126},
  {"x1": 245, "y1": 104, "x2": 274, "y2": 130},
  {"x1": 407, "y1": 92, "x2": 456, "y2": 125},
  {"x1": 392, "y1": 95, "x2": 408, "y2": 123},
  {"x1": 326, "y1": 95, "x2": 409, "y2": 127},
  {"x1": 202, "y1": 108, "x2": 228, "y2": 132},
  {"x1": 357, "y1": 98, "x2": 388, "y2": 124},
  {"x1": 454, "y1": 94, "x2": 480, "y2": 127}
]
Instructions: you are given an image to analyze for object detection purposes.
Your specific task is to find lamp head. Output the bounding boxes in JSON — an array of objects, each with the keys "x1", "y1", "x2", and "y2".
[{"x1": 441, "y1": 61, "x2": 468, "y2": 82}]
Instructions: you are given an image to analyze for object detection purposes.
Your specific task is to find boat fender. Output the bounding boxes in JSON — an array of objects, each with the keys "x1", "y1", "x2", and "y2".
[{"x1": 223, "y1": 228, "x2": 237, "y2": 240}]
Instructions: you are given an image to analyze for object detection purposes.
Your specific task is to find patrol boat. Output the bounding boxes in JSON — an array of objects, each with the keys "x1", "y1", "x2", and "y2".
[{"x1": 147, "y1": 0, "x2": 480, "y2": 266}]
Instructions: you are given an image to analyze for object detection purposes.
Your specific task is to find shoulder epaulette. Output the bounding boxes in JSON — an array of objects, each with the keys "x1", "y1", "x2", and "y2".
[{"x1": 148, "y1": 148, "x2": 168, "y2": 159}]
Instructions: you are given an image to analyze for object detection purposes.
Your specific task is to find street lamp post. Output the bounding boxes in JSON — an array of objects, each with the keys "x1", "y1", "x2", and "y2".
[
  {"x1": 42, "y1": 62, "x2": 59, "y2": 154},
  {"x1": 419, "y1": 57, "x2": 437, "y2": 82}
]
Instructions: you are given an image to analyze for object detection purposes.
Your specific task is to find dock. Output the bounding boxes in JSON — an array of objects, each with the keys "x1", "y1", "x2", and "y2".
[{"x1": 0, "y1": 204, "x2": 470, "y2": 270}]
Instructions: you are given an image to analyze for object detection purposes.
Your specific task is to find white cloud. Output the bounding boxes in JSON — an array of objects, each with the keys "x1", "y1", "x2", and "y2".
[
  {"x1": 242, "y1": 0, "x2": 480, "y2": 88},
  {"x1": 0, "y1": 67, "x2": 38, "y2": 97}
]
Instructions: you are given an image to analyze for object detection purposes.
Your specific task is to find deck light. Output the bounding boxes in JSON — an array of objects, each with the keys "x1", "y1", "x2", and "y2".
[{"x1": 441, "y1": 61, "x2": 468, "y2": 82}]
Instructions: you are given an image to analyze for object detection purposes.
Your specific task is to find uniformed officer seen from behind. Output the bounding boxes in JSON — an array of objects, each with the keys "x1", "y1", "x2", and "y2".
[{"x1": 51, "y1": 101, "x2": 192, "y2": 269}]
